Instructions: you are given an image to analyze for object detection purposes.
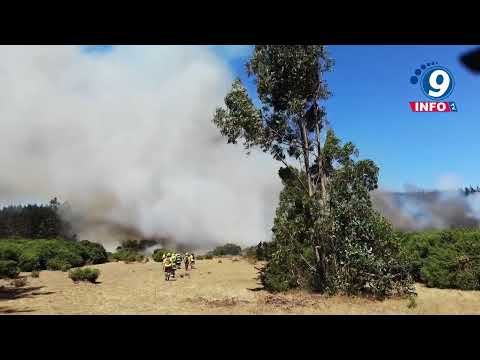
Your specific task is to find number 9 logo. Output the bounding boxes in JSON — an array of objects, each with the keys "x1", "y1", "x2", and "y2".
[{"x1": 421, "y1": 66, "x2": 455, "y2": 100}]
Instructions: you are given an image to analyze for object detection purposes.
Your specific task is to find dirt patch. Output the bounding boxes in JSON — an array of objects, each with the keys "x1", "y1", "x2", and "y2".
[
  {"x1": 186, "y1": 296, "x2": 250, "y2": 307},
  {"x1": 263, "y1": 294, "x2": 310, "y2": 307}
]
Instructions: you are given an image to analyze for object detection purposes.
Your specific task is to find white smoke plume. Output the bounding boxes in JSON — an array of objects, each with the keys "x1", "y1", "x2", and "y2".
[
  {"x1": 372, "y1": 188, "x2": 480, "y2": 231},
  {"x1": 0, "y1": 46, "x2": 281, "y2": 251}
]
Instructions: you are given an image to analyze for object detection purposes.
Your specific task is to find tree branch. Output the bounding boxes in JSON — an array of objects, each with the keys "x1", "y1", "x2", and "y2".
[{"x1": 300, "y1": 254, "x2": 316, "y2": 272}]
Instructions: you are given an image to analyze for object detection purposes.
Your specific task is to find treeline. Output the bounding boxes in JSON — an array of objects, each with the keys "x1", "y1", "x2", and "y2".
[
  {"x1": 463, "y1": 186, "x2": 480, "y2": 196},
  {"x1": 0, "y1": 198, "x2": 74, "y2": 240},
  {"x1": 0, "y1": 198, "x2": 110, "y2": 279}
]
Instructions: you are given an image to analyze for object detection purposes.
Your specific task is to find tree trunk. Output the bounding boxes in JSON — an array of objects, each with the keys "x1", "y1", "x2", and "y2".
[
  {"x1": 315, "y1": 123, "x2": 331, "y2": 211},
  {"x1": 314, "y1": 123, "x2": 324, "y2": 199},
  {"x1": 299, "y1": 121, "x2": 312, "y2": 197}
]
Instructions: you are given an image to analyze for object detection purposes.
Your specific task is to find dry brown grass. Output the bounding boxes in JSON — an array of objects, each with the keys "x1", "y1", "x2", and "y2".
[{"x1": 1, "y1": 259, "x2": 480, "y2": 314}]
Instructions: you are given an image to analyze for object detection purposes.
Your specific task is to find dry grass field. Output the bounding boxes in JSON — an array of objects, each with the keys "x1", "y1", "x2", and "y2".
[{"x1": 1, "y1": 258, "x2": 480, "y2": 314}]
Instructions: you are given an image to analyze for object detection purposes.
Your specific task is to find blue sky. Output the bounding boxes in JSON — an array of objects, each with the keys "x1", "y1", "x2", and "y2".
[
  {"x1": 87, "y1": 45, "x2": 480, "y2": 191},
  {"x1": 210, "y1": 45, "x2": 480, "y2": 191}
]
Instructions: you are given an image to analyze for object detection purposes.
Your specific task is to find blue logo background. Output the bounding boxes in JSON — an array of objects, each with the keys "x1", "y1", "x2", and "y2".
[{"x1": 420, "y1": 65, "x2": 455, "y2": 100}]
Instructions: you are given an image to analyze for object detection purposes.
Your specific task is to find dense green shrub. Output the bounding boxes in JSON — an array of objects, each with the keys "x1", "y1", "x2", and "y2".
[
  {"x1": 18, "y1": 250, "x2": 43, "y2": 272},
  {"x1": 152, "y1": 248, "x2": 173, "y2": 262},
  {"x1": 0, "y1": 242, "x2": 22, "y2": 262},
  {"x1": 211, "y1": 244, "x2": 242, "y2": 256},
  {"x1": 398, "y1": 229, "x2": 480, "y2": 290},
  {"x1": 79, "y1": 240, "x2": 108, "y2": 264},
  {"x1": 31, "y1": 270, "x2": 40, "y2": 278},
  {"x1": 205, "y1": 254, "x2": 214, "y2": 260},
  {"x1": 68, "y1": 268, "x2": 100, "y2": 283},
  {"x1": 0, "y1": 238, "x2": 108, "y2": 272},
  {"x1": 112, "y1": 249, "x2": 144, "y2": 263},
  {"x1": 0, "y1": 260, "x2": 19, "y2": 279},
  {"x1": 46, "y1": 257, "x2": 72, "y2": 271}
]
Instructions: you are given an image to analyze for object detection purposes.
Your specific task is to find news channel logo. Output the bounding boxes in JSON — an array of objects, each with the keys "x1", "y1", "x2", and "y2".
[{"x1": 409, "y1": 62, "x2": 457, "y2": 112}]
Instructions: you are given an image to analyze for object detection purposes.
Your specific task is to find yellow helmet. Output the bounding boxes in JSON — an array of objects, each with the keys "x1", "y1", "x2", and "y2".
[{"x1": 167, "y1": 253, "x2": 171, "y2": 257}]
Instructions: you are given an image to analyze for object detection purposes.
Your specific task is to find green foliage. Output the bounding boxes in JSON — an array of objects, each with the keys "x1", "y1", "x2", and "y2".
[
  {"x1": 213, "y1": 46, "x2": 413, "y2": 298},
  {"x1": 111, "y1": 249, "x2": 144, "y2": 263},
  {"x1": 398, "y1": 229, "x2": 480, "y2": 290},
  {"x1": 79, "y1": 240, "x2": 108, "y2": 264},
  {"x1": 255, "y1": 242, "x2": 273, "y2": 261},
  {"x1": 211, "y1": 244, "x2": 242, "y2": 256},
  {"x1": 152, "y1": 248, "x2": 173, "y2": 262},
  {"x1": 0, "y1": 238, "x2": 108, "y2": 272},
  {"x1": 47, "y1": 257, "x2": 73, "y2": 271},
  {"x1": 260, "y1": 132, "x2": 414, "y2": 297},
  {"x1": 213, "y1": 46, "x2": 333, "y2": 189},
  {"x1": 31, "y1": 270, "x2": 40, "y2": 278},
  {"x1": 0, "y1": 260, "x2": 19, "y2": 279},
  {"x1": 68, "y1": 268, "x2": 100, "y2": 283}
]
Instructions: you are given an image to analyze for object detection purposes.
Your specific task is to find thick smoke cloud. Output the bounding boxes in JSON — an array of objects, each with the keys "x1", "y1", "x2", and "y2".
[
  {"x1": 0, "y1": 46, "x2": 281, "y2": 251},
  {"x1": 372, "y1": 189, "x2": 480, "y2": 231}
]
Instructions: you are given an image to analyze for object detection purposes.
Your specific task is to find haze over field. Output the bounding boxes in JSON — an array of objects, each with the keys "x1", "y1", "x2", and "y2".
[
  {"x1": 0, "y1": 46, "x2": 280, "y2": 251},
  {"x1": 0, "y1": 46, "x2": 479, "y2": 251}
]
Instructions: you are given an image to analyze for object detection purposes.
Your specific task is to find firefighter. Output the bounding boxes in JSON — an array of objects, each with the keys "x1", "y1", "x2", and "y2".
[{"x1": 163, "y1": 253, "x2": 173, "y2": 280}]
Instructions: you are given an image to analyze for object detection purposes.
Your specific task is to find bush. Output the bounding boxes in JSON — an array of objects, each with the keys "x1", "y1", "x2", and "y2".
[
  {"x1": 79, "y1": 240, "x2": 108, "y2": 264},
  {"x1": 112, "y1": 249, "x2": 144, "y2": 263},
  {"x1": 68, "y1": 268, "x2": 100, "y2": 283},
  {"x1": 211, "y1": 244, "x2": 242, "y2": 256},
  {"x1": 0, "y1": 260, "x2": 19, "y2": 279},
  {"x1": 31, "y1": 270, "x2": 40, "y2": 278},
  {"x1": 47, "y1": 257, "x2": 72, "y2": 271},
  {"x1": 0, "y1": 242, "x2": 22, "y2": 262},
  {"x1": 205, "y1": 254, "x2": 213, "y2": 260},
  {"x1": 398, "y1": 229, "x2": 480, "y2": 290},
  {"x1": 18, "y1": 251, "x2": 43, "y2": 272},
  {"x1": 0, "y1": 238, "x2": 108, "y2": 272}
]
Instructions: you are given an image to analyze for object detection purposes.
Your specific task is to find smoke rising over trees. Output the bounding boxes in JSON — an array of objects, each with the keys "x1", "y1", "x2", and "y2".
[{"x1": 0, "y1": 46, "x2": 281, "y2": 251}]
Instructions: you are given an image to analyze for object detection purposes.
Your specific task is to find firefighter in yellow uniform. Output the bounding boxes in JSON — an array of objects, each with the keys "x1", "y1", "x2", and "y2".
[
  {"x1": 163, "y1": 253, "x2": 173, "y2": 280},
  {"x1": 188, "y1": 253, "x2": 194, "y2": 269}
]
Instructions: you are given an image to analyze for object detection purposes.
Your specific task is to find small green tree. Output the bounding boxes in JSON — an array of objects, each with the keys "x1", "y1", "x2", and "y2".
[
  {"x1": 212, "y1": 243, "x2": 242, "y2": 256},
  {"x1": 213, "y1": 45, "x2": 413, "y2": 297}
]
